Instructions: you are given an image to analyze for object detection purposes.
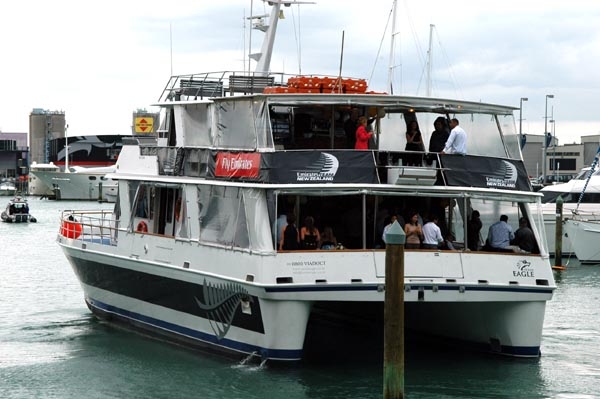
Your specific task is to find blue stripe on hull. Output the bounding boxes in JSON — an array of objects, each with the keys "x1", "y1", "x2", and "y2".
[
  {"x1": 87, "y1": 297, "x2": 303, "y2": 361},
  {"x1": 265, "y1": 284, "x2": 554, "y2": 295}
]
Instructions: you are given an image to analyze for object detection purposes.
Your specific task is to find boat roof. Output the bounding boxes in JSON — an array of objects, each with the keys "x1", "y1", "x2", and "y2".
[
  {"x1": 110, "y1": 172, "x2": 542, "y2": 203},
  {"x1": 154, "y1": 92, "x2": 517, "y2": 115}
]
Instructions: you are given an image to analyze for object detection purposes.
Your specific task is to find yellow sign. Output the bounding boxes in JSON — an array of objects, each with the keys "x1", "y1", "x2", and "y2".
[{"x1": 134, "y1": 117, "x2": 154, "y2": 133}]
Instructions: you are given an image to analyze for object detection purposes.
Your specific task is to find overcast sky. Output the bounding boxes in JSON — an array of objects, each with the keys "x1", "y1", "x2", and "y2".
[{"x1": 1, "y1": 0, "x2": 599, "y2": 146}]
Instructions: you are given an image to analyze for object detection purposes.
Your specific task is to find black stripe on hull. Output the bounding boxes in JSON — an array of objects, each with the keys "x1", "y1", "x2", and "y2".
[{"x1": 65, "y1": 254, "x2": 265, "y2": 334}]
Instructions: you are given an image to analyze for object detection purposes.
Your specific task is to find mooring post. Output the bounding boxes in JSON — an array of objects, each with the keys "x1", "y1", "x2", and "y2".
[
  {"x1": 555, "y1": 196, "x2": 563, "y2": 267},
  {"x1": 383, "y1": 221, "x2": 406, "y2": 399},
  {"x1": 98, "y1": 182, "x2": 103, "y2": 202}
]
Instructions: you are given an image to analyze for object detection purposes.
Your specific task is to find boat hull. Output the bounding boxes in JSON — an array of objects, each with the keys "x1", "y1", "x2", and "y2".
[
  {"x1": 59, "y1": 235, "x2": 553, "y2": 360},
  {"x1": 33, "y1": 170, "x2": 117, "y2": 202},
  {"x1": 563, "y1": 219, "x2": 600, "y2": 263}
]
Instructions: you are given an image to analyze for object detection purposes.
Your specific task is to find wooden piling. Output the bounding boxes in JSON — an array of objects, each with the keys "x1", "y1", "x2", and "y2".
[
  {"x1": 554, "y1": 196, "x2": 564, "y2": 269},
  {"x1": 383, "y1": 221, "x2": 406, "y2": 399}
]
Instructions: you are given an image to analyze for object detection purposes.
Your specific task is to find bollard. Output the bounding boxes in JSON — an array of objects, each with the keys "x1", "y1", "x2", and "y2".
[
  {"x1": 554, "y1": 196, "x2": 564, "y2": 269},
  {"x1": 383, "y1": 221, "x2": 406, "y2": 399}
]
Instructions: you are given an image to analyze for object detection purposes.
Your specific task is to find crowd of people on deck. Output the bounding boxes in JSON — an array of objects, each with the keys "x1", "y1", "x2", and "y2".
[
  {"x1": 276, "y1": 111, "x2": 539, "y2": 253},
  {"x1": 277, "y1": 206, "x2": 538, "y2": 254},
  {"x1": 343, "y1": 107, "x2": 468, "y2": 163}
]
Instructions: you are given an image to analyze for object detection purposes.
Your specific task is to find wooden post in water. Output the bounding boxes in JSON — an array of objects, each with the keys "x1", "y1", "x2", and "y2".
[
  {"x1": 98, "y1": 182, "x2": 103, "y2": 202},
  {"x1": 383, "y1": 221, "x2": 406, "y2": 399},
  {"x1": 554, "y1": 196, "x2": 563, "y2": 267}
]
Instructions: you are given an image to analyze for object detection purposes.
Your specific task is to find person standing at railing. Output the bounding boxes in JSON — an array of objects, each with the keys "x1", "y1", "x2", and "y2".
[
  {"x1": 354, "y1": 116, "x2": 373, "y2": 150},
  {"x1": 427, "y1": 117, "x2": 450, "y2": 166},
  {"x1": 405, "y1": 120, "x2": 424, "y2": 166},
  {"x1": 441, "y1": 118, "x2": 467, "y2": 155}
]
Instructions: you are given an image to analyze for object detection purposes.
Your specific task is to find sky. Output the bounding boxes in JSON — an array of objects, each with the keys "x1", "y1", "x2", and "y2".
[{"x1": 1, "y1": 0, "x2": 599, "y2": 146}]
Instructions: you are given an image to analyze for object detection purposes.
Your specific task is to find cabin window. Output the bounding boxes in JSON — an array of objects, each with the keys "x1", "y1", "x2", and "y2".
[
  {"x1": 175, "y1": 103, "x2": 212, "y2": 147},
  {"x1": 197, "y1": 185, "x2": 250, "y2": 249},
  {"x1": 134, "y1": 184, "x2": 151, "y2": 219},
  {"x1": 213, "y1": 99, "x2": 266, "y2": 150}
]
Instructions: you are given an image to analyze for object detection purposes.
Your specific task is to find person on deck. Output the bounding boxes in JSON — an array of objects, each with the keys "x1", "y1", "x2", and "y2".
[
  {"x1": 344, "y1": 109, "x2": 359, "y2": 149},
  {"x1": 487, "y1": 215, "x2": 520, "y2": 252},
  {"x1": 467, "y1": 210, "x2": 483, "y2": 251},
  {"x1": 512, "y1": 217, "x2": 537, "y2": 253},
  {"x1": 279, "y1": 214, "x2": 300, "y2": 251},
  {"x1": 354, "y1": 116, "x2": 373, "y2": 150},
  {"x1": 404, "y1": 120, "x2": 424, "y2": 166},
  {"x1": 404, "y1": 211, "x2": 423, "y2": 249},
  {"x1": 422, "y1": 215, "x2": 444, "y2": 249},
  {"x1": 441, "y1": 118, "x2": 467, "y2": 155},
  {"x1": 429, "y1": 117, "x2": 450, "y2": 153},
  {"x1": 300, "y1": 216, "x2": 320, "y2": 250}
]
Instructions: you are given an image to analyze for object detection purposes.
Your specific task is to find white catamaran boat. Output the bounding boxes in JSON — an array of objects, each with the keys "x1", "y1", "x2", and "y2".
[{"x1": 56, "y1": 1, "x2": 555, "y2": 361}]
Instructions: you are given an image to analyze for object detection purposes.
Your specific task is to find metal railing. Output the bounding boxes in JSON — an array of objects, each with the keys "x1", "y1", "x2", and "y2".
[{"x1": 59, "y1": 210, "x2": 119, "y2": 245}]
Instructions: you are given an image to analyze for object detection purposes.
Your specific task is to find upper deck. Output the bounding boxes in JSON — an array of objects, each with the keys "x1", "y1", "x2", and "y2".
[{"x1": 135, "y1": 72, "x2": 531, "y2": 193}]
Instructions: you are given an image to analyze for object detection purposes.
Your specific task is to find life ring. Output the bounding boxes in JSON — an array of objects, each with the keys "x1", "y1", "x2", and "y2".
[
  {"x1": 136, "y1": 221, "x2": 148, "y2": 233},
  {"x1": 175, "y1": 198, "x2": 182, "y2": 222}
]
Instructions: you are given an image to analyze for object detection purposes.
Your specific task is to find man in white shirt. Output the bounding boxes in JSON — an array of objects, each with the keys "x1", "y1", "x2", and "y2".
[
  {"x1": 441, "y1": 118, "x2": 467, "y2": 155},
  {"x1": 422, "y1": 215, "x2": 444, "y2": 249}
]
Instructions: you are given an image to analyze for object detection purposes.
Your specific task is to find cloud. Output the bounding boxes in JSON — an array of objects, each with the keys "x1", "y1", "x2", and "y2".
[{"x1": 0, "y1": 0, "x2": 599, "y2": 146}]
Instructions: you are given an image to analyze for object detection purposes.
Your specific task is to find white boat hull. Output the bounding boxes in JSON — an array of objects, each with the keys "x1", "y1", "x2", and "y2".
[
  {"x1": 33, "y1": 170, "x2": 117, "y2": 202},
  {"x1": 542, "y1": 203, "x2": 600, "y2": 257},
  {"x1": 563, "y1": 219, "x2": 600, "y2": 264},
  {"x1": 59, "y1": 231, "x2": 554, "y2": 360}
]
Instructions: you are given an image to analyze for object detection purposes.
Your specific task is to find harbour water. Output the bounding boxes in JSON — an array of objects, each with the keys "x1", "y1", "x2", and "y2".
[{"x1": 1, "y1": 199, "x2": 599, "y2": 398}]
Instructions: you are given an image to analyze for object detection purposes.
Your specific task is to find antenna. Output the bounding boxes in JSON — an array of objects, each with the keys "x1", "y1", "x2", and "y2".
[
  {"x1": 252, "y1": 0, "x2": 315, "y2": 75},
  {"x1": 337, "y1": 31, "x2": 345, "y2": 93}
]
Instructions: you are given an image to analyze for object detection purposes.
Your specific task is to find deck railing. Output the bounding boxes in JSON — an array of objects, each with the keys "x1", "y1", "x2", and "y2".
[{"x1": 59, "y1": 210, "x2": 118, "y2": 245}]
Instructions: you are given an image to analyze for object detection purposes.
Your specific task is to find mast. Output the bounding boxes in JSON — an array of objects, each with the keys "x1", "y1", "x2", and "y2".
[
  {"x1": 387, "y1": 0, "x2": 398, "y2": 94},
  {"x1": 252, "y1": 0, "x2": 314, "y2": 75},
  {"x1": 254, "y1": 2, "x2": 283, "y2": 75},
  {"x1": 426, "y1": 24, "x2": 434, "y2": 97}
]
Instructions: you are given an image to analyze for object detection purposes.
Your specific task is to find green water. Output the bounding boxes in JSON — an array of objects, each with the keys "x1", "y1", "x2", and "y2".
[{"x1": 1, "y1": 199, "x2": 598, "y2": 398}]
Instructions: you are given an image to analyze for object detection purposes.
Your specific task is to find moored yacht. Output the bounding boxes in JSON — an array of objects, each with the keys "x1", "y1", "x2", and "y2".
[
  {"x1": 56, "y1": 1, "x2": 555, "y2": 362},
  {"x1": 33, "y1": 165, "x2": 117, "y2": 202},
  {"x1": 539, "y1": 167, "x2": 600, "y2": 255}
]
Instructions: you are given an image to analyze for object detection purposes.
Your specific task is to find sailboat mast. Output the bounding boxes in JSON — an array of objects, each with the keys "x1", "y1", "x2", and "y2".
[
  {"x1": 426, "y1": 24, "x2": 434, "y2": 97},
  {"x1": 387, "y1": 0, "x2": 398, "y2": 94}
]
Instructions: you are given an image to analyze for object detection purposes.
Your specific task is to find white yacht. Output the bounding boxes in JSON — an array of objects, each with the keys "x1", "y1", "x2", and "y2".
[
  {"x1": 29, "y1": 162, "x2": 60, "y2": 196},
  {"x1": 563, "y1": 216, "x2": 600, "y2": 263},
  {"x1": 56, "y1": 1, "x2": 555, "y2": 361},
  {"x1": 539, "y1": 167, "x2": 600, "y2": 255},
  {"x1": 33, "y1": 165, "x2": 117, "y2": 202}
]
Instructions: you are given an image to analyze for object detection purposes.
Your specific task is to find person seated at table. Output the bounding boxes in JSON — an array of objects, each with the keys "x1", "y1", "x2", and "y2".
[{"x1": 486, "y1": 215, "x2": 520, "y2": 252}]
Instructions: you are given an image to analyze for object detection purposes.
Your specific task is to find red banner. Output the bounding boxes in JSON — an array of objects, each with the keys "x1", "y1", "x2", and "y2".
[{"x1": 215, "y1": 152, "x2": 261, "y2": 178}]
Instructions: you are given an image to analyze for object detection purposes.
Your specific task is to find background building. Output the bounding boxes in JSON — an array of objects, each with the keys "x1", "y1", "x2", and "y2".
[{"x1": 29, "y1": 109, "x2": 66, "y2": 165}]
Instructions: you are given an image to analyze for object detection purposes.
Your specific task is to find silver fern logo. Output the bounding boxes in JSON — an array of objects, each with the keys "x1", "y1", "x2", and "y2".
[
  {"x1": 485, "y1": 160, "x2": 518, "y2": 188},
  {"x1": 295, "y1": 152, "x2": 339, "y2": 182},
  {"x1": 194, "y1": 279, "x2": 253, "y2": 340}
]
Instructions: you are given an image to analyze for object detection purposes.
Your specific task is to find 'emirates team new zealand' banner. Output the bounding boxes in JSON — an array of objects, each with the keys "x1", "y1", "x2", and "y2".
[
  {"x1": 441, "y1": 155, "x2": 532, "y2": 191},
  {"x1": 266, "y1": 151, "x2": 379, "y2": 184}
]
